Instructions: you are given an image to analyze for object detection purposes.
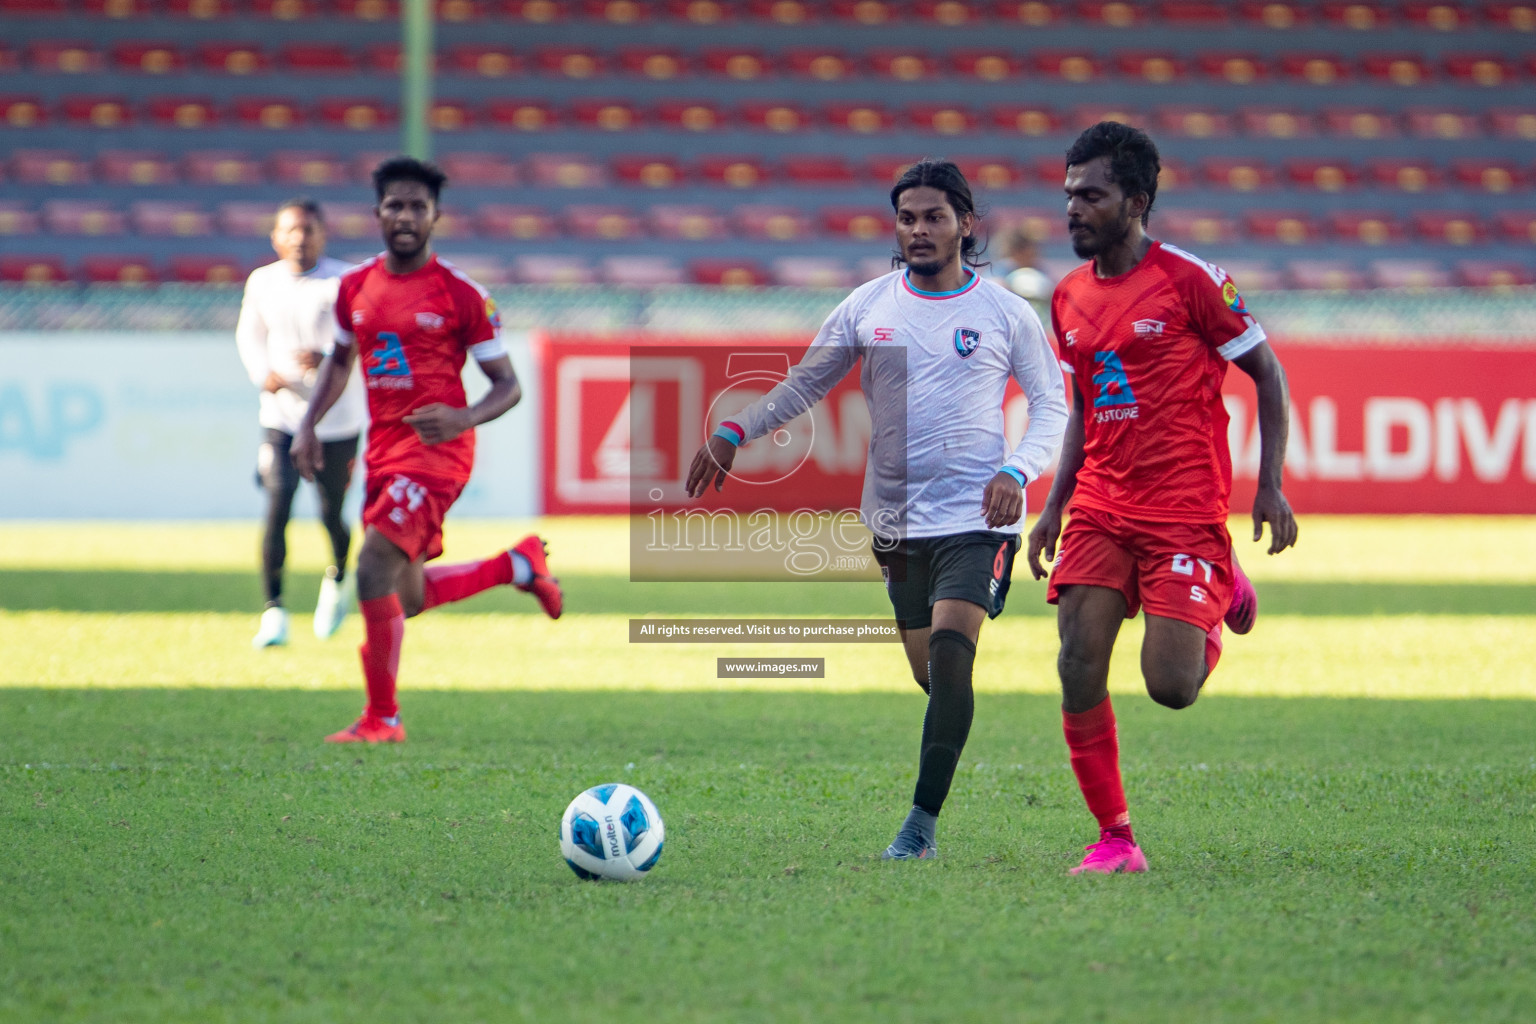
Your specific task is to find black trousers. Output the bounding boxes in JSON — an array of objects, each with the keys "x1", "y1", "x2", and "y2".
[{"x1": 257, "y1": 428, "x2": 358, "y2": 607}]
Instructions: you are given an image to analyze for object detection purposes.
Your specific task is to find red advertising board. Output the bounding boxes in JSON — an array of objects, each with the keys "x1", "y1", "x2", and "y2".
[{"x1": 537, "y1": 333, "x2": 1536, "y2": 515}]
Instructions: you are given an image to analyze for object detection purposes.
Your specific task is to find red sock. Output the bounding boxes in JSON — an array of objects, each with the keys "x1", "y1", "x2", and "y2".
[
  {"x1": 359, "y1": 594, "x2": 404, "y2": 719},
  {"x1": 1063, "y1": 697, "x2": 1131, "y2": 836},
  {"x1": 1205, "y1": 623, "x2": 1223, "y2": 675},
  {"x1": 420, "y1": 552, "x2": 513, "y2": 613}
]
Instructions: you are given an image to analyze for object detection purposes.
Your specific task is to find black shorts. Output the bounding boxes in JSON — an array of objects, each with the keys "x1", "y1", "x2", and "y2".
[{"x1": 872, "y1": 531, "x2": 1020, "y2": 630}]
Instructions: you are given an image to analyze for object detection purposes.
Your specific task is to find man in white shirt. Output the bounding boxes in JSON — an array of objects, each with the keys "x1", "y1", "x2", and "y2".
[
  {"x1": 236, "y1": 198, "x2": 367, "y2": 647},
  {"x1": 685, "y1": 161, "x2": 1068, "y2": 860}
]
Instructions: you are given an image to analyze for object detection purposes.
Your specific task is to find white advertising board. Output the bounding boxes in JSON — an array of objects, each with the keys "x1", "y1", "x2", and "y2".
[{"x1": 0, "y1": 331, "x2": 540, "y2": 519}]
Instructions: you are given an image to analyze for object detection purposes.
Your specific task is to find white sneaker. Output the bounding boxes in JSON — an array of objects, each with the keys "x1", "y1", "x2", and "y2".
[
  {"x1": 252, "y1": 606, "x2": 289, "y2": 648},
  {"x1": 313, "y1": 573, "x2": 350, "y2": 639}
]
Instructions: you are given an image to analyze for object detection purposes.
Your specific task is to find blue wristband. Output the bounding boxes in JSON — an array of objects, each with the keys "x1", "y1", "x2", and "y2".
[
  {"x1": 999, "y1": 466, "x2": 1027, "y2": 487},
  {"x1": 712, "y1": 424, "x2": 744, "y2": 447}
]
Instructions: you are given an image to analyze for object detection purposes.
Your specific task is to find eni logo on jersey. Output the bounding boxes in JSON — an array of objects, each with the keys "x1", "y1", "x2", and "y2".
[
  {"x1": 953, "y1": 328, "x2": 980, "y2": 359},
  {"x1": 366, "y1": 331, "x2": 414, "y2": 390},
  {"x1": 1091, "y1": 351, "x2": 1138, "y2": 422}
]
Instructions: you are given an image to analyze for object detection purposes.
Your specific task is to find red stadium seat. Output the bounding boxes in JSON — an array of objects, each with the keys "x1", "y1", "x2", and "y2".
[
  {"x1": 698, "y1": 155, "x2": 767, "y2": 188},
  {"x1": 1412, "y1": 211, "x2": 1487, "y2": 245},
  {"x1": 1070, "y1": 105, "x2": 1142, "y2": 132},
  {"x1": 438, "y1": 256, "x2": 509, "y2": 287},
  {"x1": 0, "y1": 95, "x2": 46, "y2": 128},
  {"x1": 1034, "y1": 51, "x2": 1102, "y2": 82},
  {"x1": 821, "y1": 205, "x2": 889, "y2": 241},
  {"x1": 1277, "y1": 52, "x2": 1349, "y2": 86},
  {"x1": 735, "y1": 205, "x2": 814, "y2": 241},
  {"x1": 447, "y1": 46, "x2": 522, "y2": 77},
  {"x1": 1156, "y1": 158, "x2": 1194, "y2": 193},
  {"x1": 1239, "y1": 0, "x2": 1309, "y2": 27},
  {"x1": 166, "y1": 0, "x2": 236, "y2": 17},
  {"x1": 1361, "y1": 53, "x2": 1431, "y2": 87},
  {"x1": 280, "y1": 44, "x2": 357, "y2": 74},
  {"x1": 1321, "y1": 107, "x2": 1399, "y2": 139},
  {"x1": 147, "y1": 96, "x2": 219, "y2": 129},
  {"x1": 1406, "y1": 106, "x2": 1481, "y2": 139},
  {"x1": 1077, "y1": 1, "x2": 1143, "y2": 27},
  {"x1": 600, "y1": 256, "x2": 687, "y2": 287},
  {"x1": 347, "y1": 150, "x2": 394, "y2": 184},
  {"x1": 1286, "y1": 260, "x2": 1367, "y2": 291},
  {"x1": 784, "y1": 48, "x2": 856, "y2": 81},
  {"x1": 1156, "y1": 1, "x2": 1229, "y2": 25},
  {"x1": 571, "y1": 99, "x2": 643, "y2": 132},
  {"x1": 362, "y1": 45, "x2": 408, "y2": 75},
  {"x1": 250, "y1": 0, "x2": 323, "y2": 18},
  {"x1": 1483, "y1": 3, "x2": 1536, "y2": 31},
  {"x1": 1245, "y1": 211, "x2": 1320, "y2": 244},
  {"x1": 234, "y1": 98, "x2": 305, "y2": 130},
  {"x1": 952, "y1": 156, "x2": 1024, "y2": 189},
  {"x1": 613, "y1": 154, "x2": 684, "y2": 188},
  {"x1": 989, "y1": 206, "x2": 1063, "y2": 241},
  {"x1": 477, "y1": 204, "x2": 558, "y2": 240},
  {"x1": 907, "y1": 104, "x2": 978, "y2": 135},
  {"x1": 1454, "y1": 260, "x2": 1535, "y2": 288},
  {"x1": 618, "y1": 48, "x2": 690, "y2": 80},
  {"x1": 995, "y1": 1, "x2": 1063, "y2": 26},
  {"x1": 44, "y1": 200, "x2": 127, "y2": 236},
  {"x1": 534, "y1": 47, "x2": 606, "y2": 79},
  {"x1": 654, "y1": 100, "x2": 726, "y2": 132},
  {"x1": 333, "y1": 0, "x2": 399, "y2": 17},
  {"x1": 739, "y1": 102, "x2": 813, "y2": 133},
  {"x1": 1366, "y1": 159, "x2": 1442, "y2": 192},
  {"x1": 1155, "y1": 209, "x2": 1237, "y2": 246},
  {"x1": 1201, "y1": 157, "x2": 1277, "y2": 191},
  {"x1": 1115, "y1": 52, "x2": 1187, "y2": 84},
  {"x1": 1195, "y1": 52, "x2": 1267, "y2": 85},
  {"x1": 689, "y1": 259, "x2": 769, "y2": 287},
  {"x1": 429, "y1": 101, "x2": 474, "y2": 132},
  {"x1": 61, "y1": 96, "x2": 132, "y2": 129},
  {"x1": 746, "y1": 0, "x2": 814, "y2": 22},
  {"x1": 1156, "y1": 107, "x2": 1235, "y2": 138},
  {"x1": 0, "y1": 202, "x2": 41, "y2": 235},
  {"x1": 782, "y1": 155, "x2": 858, "y2": 185},
  {"x1": 438, "y1": 152, "x2": 519, "y2": 186},
  {"x1": 438, "y1": 0, "x2": 481, "y2": 20},
  {"x1": 268, "y1": 151, "x2": 349, "y2": 187},
  {"x1": 867, "y1": 154, "x2": 922, "y2": 186},
  {"x1": 485, "y1": 100, "x2": 558, "y2": 132},
  {"x1": 772, "y1": 258, "x2": 855, "y2": 288},
  {"x1": 1320, "y1": 2, "x2": 1392, "y2": 30},
  {"x1": 111, "y1": 43, "x2": 185, "y2": 74},
  {"x1": 526, "y1": 153, "x2": 607, "y2": 188},
  {"x1": 217, "y1": 201, "x2": 278, "y2": 237},
  {"x1": 989, "y1": 105, "x2": 1063, "y2": 138},
  {"x1": 649, "y1": 204, "x2": 728, "y2": 239},
  {"x1": 1443, "y1": 53, "x2": 1515, "y2": 87},
  {"x1": 85, "y1": 0, "x2": 154, "y2": 14},
  {"x1": 1370, "y1": 260, "x2": 1453, "y2": 289},
  {"x1": 98, "y1": 150, "x2": 177, "y2": 186},
  {"x1": 130, "y1": 200, "x2": 214, "y2": 237},
  {"x1": 869, "y1": 50, "x2": 938, "y2": 80},
  {"x1": 27, "y1": 41, "x2": 102, "y2": 74},
  {"x1": 1495, "y1": 210, "x2": 1536, "y2": 243},
  {"x1": 1403, "y1": 2, "x2": 1472, "y2": 30},
  {"x1": 81, "y1": 255, "x2": 159, "y2": 286},
  {"x1": 952, "y1": 51, "x2": 1021, "y2": 82},
  {"x1": 0, "y1": 256, "x2": 69, "y2": 285},
  {"x1": 1451, "y1": 159, "x2": 1524, "y2": 193},
  {"x1": 1026, "y1": 156, "x2": 1067, "y2": 187},
  {"x1": 183, "y1": 150, "x2": 263, "y2": 186},
  {"x1": 1285, "y1": 159, "x2": 1359, "y2": 191},
  {"x1": 585, "y1": 0, "x2": 652, "y2": 22},
  {"x1": 12, "y1": 149, "x2": 90, "y2": 185},
  {"x1": 702, "y1": 48, "x2": 773, "y2": 79},
  {"x1": 830, "y1": 0, "x2": 898, "y2": 23},
  {"x1": 825, "y1": 103, "x2": 894, "y2": 134},
  {"x1": 1328, "y1": 210, "x2": 1405, "y2": 245},
  {"x1": 511, "y1": 255, "x2": 597, "y2": 286},
  {"x1": 169, "y1": 255, "x2": 246, "y2": 285},
  {"x1": 320, "y1": 202, "x2": 380, "y2": 241},
  {"x1": 504, "y1": 0, "x2": 567, "y2": 21},
  {"x1": 1488, "y1": 108, "x2": 1536, "y2": 140},
  {"x1": 316, "y1": 99, "x2": 395, "y2": 131},
  {"x1": 197, "y1": 44, "x2": 270, "y2": 75},
  {"x1": 1239, "y1": 107, "x2": 1318, "y2": 138},
  {"x1": 915, "y1": 1, "x2": 983, "y2": 25},
  {"x1": 431, "y1": 208, "x2": 476, "y2": 240},
  {"x1": 1214, "y1": 259, "x2": 1282, "y2": 292}
]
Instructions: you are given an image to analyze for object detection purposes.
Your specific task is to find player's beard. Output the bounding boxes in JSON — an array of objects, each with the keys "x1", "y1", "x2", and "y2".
[
  {"x1": 387, "y1": 230, "x2": 428, "y2": 262},
  {"x1": 902, "y1": 232, "x2": 962, "y2": 277},
  {"x1": 1070, "y1": 201, "x2": 1134, "y2": 259}
]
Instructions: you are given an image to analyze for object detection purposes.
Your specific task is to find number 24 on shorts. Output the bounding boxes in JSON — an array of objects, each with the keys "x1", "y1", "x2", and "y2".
[
  {"x1": 387, "y1": 475, "x2": 427, "y2": 526},
  {"x1": 1170, "y1": 552, "x2": 1213, "y2": 604}
]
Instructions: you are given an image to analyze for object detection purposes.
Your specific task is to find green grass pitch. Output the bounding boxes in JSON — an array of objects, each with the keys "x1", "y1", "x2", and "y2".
[{"x1": 2, "y1": 517, "x2": 1534, "y2": 1023}]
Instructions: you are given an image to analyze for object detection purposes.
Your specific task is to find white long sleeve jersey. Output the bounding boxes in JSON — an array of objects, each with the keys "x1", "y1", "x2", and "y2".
[
  {"x1": 235, "y1": 257, "x2": 366, "y2": 440},
  {"x1": 722, "y1": 269, "x2": 1068, "y2": 539}
]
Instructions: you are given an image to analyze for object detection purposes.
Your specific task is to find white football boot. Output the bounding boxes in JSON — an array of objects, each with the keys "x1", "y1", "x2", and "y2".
[
  {"x1": 252, "y1": 606, "x2": 289, "y2": 648},
  {"x1": 313, "y1": 572, "x2": 350, "y2": 639}
]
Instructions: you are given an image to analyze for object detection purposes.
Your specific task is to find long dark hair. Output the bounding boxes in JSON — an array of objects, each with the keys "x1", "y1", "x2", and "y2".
[{"x1": 888, "y1": 159, "x2": 988, "y2": 269}]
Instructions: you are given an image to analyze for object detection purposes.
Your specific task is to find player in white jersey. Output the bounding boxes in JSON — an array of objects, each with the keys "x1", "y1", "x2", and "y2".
[
  {"x1": 685, "y1": 161, "x2": 1068, "y2": 860},
  {"x1": 236, "y1": 198, "x2": 367, "y2": 648}
]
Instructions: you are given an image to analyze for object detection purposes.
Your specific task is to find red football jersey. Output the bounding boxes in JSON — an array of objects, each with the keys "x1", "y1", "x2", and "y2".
[
  {"x1": 333, "y1": 254, "x2": 502, "y2": 483},
  {"x1": 1050, "y1": 242, "x2": 1265, "y2": 523}
]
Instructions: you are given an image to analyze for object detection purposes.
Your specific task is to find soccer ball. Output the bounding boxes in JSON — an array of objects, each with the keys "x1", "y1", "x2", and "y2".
[{"x1": 559, "y1": 783, "x2": 665, "y2": 882}]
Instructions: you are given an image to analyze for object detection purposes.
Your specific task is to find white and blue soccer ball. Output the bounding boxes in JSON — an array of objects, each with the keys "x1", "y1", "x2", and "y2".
[{"x1": 559, "y1": 783, "x2": 665, "y2": 882}]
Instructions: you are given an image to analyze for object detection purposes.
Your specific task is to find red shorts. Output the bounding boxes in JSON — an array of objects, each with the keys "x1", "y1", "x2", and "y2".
[
  {"x1": 1046, "y1": 504, "x2": 1233, "y2": 631},
  {"x1": 362, "y1": 471, "x2": 465, "y2": 563}
]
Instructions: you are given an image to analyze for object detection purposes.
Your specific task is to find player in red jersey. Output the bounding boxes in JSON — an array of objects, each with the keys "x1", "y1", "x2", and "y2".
[
  {"x1": 292, "y1": 157, "x2": 562, "y2": 744},
  {"x1": 1026, "y1": 123, "x2": 1298, "y2": 874}
]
